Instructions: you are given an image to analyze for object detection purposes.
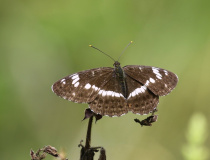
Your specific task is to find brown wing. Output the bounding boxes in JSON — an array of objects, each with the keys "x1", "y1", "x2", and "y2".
[
  {"x1": 126, "y1": 75, "x2": 159, "y2": 115},
  {"x1": 52, "y1": 67, "x2": 113, "y2": 103},
  {"x1": 89, "y1": 74, "x2": 127, "y2": 117},
  {"x1": 123, "y1": 65, "x2": 178, "y2": 96}
]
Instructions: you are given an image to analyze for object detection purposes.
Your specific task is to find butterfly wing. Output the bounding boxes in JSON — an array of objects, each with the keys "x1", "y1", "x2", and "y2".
[
  {"x1": 126, "y1": 75, "x2": 159, "y2": 115},
  {"x1": 123, "y1": 65, "x2": 178, "y2": 96},
  {"x1": 89, "y1": 73, "x2": 127, "y2": 117},
  {"x1": 52, "y1": 65, "x2": 178, "y2": 117},
  {"x1": 52, "y1": 67, "x2": 114, "y2": 103}
]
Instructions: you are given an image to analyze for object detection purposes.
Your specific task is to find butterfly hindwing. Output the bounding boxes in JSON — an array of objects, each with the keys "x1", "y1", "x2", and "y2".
[
  {"x1": 123, "y1": 65, "x2": 178, "y2": 96},
  {"x1": 52, "y1": 67, "x2": 113, "y2": 103},
  {"x1": 89, "y1": 73, "x2": 127, "y2": 117},
  {"x1": 126, "y1": 75, "x2": 159, "y2": 115}
]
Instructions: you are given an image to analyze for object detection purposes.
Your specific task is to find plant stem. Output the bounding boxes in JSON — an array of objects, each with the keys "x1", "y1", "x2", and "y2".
[{"x1": 85, "y1": 116, "x2": 93, "y2": 150}]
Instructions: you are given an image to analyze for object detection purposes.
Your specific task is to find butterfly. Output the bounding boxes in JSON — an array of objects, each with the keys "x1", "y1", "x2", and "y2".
[{"x1": 52, "y1": 43, "x2": 178, "y2": 117}]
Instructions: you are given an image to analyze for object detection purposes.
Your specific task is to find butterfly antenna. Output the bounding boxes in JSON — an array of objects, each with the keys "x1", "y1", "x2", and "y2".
[
  {"x1": 89, "y1": 45, "x2": 116, "y2": 62},
  {"x1": 117, "y1": 41, "x2": 133, "y2": 61}
]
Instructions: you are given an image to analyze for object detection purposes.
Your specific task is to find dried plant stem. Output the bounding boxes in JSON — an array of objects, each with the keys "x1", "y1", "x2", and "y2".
[
  {"x1": 85, "y1": 116, "x2": 93, "y2": 149},
  {"x1": 31, "y1": 112, "x2": 106, "y2": 160}
]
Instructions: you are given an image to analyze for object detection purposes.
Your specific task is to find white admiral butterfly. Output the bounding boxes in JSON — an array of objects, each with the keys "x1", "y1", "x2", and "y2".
[{"x1": 52, "y1": 42, "x2": 178, "y2": 117}]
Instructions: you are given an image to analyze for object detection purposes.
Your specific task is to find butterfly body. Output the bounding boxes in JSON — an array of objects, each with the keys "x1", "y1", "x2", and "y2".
[
  {"x1": 113, "y1": 61, "x2": 128, "y2": 98},
  {"x1": 52, "y1": 61, "x2": 178, "y2": 117}
]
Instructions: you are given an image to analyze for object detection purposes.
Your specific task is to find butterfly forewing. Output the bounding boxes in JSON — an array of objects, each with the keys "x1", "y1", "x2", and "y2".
[
  {"x1": 123, "y1": 65, "x2": 178, "y2": 96},
  {"x1": 52, "y1": 67, "x2": 113, "y2": 103}
]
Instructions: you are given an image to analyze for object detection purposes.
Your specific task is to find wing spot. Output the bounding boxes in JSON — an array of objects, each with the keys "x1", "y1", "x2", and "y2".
[
  {"x1": 128, "y1": 86, "x2": 147, "y2": 99},
  {"x1": 60, "y1": 79, "x2": 66, "y2": 85},
  {"x1": 99, "y1": 90, "x2": 103, "y2": 94},
  {"x1": 111, "y1": 92, "x2": 115, "y2": 97},
  {"x1": 95, "y1": 86, "x2": 99, "y2": 91},
  {"x1": 152, "y1": 67, "x2": 162, "y2": 79},
  {"x1": 61, "y1": 78, "x2": 65, "y2": 82},
  {"x1": 71, "y1": 74, "x2": 79, "y2": 80},
  {"x1": 74, "y1": 82, "x2": 79, "y2": 87},
  {"x1": 102, "y1": 91, "x2": 107, "y2": 97},
  {"x1": 164, "y1": 70, "x2": 168, "y2": 75},
  {"x1": 115, "y1": 93, "x2": 120, "y2": 97},
  {"x1": 92, "y1": 85, "x2": 99, "y2": 91},
  {"x1": 149, "y1": 78, "x2": 155, "y2": 83},
  {"x1": 156, "y1": 75, "x2": 162, "y2": 79},
  {"x1": 85, "y1": 83, "x2": 91, "y2": 89},
  {"x1": 72, "y1": 77, "x2": 79, "y2": 84},
  {"x1": 145, "y1": 80, "x2": 150, "y2": 86},
  {"x1": 131, "y1": 91, "x2": 136, "y2": 97},
  {"x1": 107, "y1": 91, "x2": 113, "y2": 96},
  {"x1": 99, "y1": 89, "x2": 122, "y2": 98}
]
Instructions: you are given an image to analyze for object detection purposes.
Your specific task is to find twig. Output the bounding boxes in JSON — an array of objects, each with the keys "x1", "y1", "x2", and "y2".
[
  {"x1": 79, "y1": 112, "x2": 106, "y2": 160},
  {"x1": 85, "y1": 116, "x2": 93, "y2": 149}
]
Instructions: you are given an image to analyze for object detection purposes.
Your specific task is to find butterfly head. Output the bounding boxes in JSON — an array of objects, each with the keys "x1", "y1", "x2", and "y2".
[
  {"x1": 114, "y1": 61, "x2": 125, "y2": 78},
  {"x1": 113, "y1": 61, "x2": 121, "y2": 67}
]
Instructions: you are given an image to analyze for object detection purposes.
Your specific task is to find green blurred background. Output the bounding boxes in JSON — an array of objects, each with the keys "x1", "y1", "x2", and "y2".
[{"x1": 0, "y1": 0, "x2": 210, "y2": 159}]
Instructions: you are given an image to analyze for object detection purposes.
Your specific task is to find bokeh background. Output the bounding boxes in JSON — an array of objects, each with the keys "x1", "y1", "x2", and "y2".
[{"x1": 1, "y1": 0, "x2": 210, "y2": 159}]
